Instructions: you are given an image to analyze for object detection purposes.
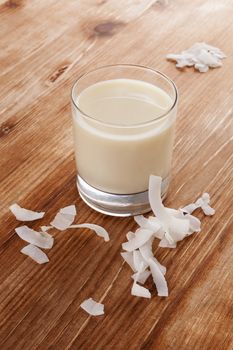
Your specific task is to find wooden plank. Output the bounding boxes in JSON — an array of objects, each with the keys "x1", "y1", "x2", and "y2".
[{"x1": 0, "y1": 0, "x2": 233, "y2": 349}]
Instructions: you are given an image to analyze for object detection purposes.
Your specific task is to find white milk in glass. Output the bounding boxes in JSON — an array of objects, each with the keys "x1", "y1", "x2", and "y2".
[{"x1": 72, "y1": 79, "x2": 176, "y2": 194}]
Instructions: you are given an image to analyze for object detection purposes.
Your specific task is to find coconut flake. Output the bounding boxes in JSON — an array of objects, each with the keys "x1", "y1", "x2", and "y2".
[
  {"x1": 138, "y1": 239, "x2": 166, "y2": 275},
  {"x1": 126, "y1": 231, "x2": 135, "y2": 241},
  {"x1": 134, "y1": 215, "x2": 163, "y2": 239},
  {"x1": 149, "y1": 258, "x2": 168, "y2": 297},
  {"x1": 80, "y1": 298, "x2": 104, "y2": 316},
  {"x1": 139, "y1": 238, "x2": 167, "y2": 275},
  {"x1": 50, "y1": 212, "x2": 75, "y2": 230},
  {"x1": 122, "y1": 228, "x2": 154, "y2": 252},
  {"x1": 121, "y1": 252, "x2": 136, "y2": 272},
  {"x1": 60, "y1": 205, "x2": 77, "y2": 216},
  {"x1": 133, "y1": 250, "x2": 148, "y2": 272},
  {"x1": 185, "y1": 214, "x2": 201, "y2": 233},
  {"x1": 9, "y1": 203, "x2": 45, "y2": 221},
  {"x1": 131, "y1": 267, "x2": 151, "y2": 298},
  {"x1": 181, "y1": 192, "x2": 215, "y2": 216},
  {"x1": 139, "y1": 238, "x2": 154, "y2": 261},
  {"x1": 149, "y1": 175, "x2": 190, "y2": 244},
  {"x1": 70, "y1": 223, "x2": 109, "y2": 242},
  {"x1": 15, "y1": 226, "x2": 54, "y2": 249},
  {"x1": 195, "y1": 193, "x2": 215, "y2": 216},
  {"x1": 167, "y1": 42, "x2": 226, "y2": 73},
  {"x1": 132, "y1": 269, "x2": 151, "y2": 284},
  {"x1": 181, "y1": 203, "x2": 197, "y2": 214},
  {"x1": 131, "y1": 281, "x2": 151, "y2": 298},
  {"x1": 159, "y1": 236, "x2": 177, "y2": 248},
  {"x1": 21, "y1": 244, "x2": 49, "y2": 264}
]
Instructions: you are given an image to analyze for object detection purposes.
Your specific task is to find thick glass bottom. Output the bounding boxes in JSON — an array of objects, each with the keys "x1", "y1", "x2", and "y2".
[{"x1": 77, "y1": 175, "x2": 169, "y2": 217}]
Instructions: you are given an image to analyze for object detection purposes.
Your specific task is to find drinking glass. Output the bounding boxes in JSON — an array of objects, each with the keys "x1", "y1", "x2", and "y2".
[{"x1": 71, "y1": 64, "x2": 178, "y2": 216}]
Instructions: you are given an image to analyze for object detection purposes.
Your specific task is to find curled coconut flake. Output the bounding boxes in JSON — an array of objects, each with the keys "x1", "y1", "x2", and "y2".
[
  {"x1": 9, "y1": 203, "x2": 45, "y2": 221},
  {"x1": 15, "y1": 226, "x2": 54, "y2": 249},
  {"x1": 149, "y1": 258, "x2": 168, "y2": 297},
  {"x1": 122, "y1": 228, "x2": 154, "y2": 252},
  {"x1": 138, "y1": 239, "x2": 166, "y2": 275},
  {"x1": 139, "y1": 238, "x2": 167, "y2": 275},
  {"x1": 70, "y1": 223, "x2": 109, "y2": 242},
  {"x1": 149, "y1": 175, "x2": 190, "y2": 244},
  {"x1": 80, "y1": 298, "x2": 104, "y2": 316},
  {"x1": 21, "y1": 244, "x2": 49, "y2": 264},
  {"x1": 121, "y1": 252, "x2": 136, "y2": 272}
]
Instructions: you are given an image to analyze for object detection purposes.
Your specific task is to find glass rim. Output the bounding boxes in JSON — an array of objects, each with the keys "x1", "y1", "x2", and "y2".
[{"x1": 71, "y1": 64, "x2": 178, "y2": 128}]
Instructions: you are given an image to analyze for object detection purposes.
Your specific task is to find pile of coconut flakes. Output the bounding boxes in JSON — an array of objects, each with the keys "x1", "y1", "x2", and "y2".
[
  {"x1": 167, "y1": 42, "x2": 226, "y2": 73},
  {"x1": 10, "y1": 175, "x2": 214, "y2": 316}
]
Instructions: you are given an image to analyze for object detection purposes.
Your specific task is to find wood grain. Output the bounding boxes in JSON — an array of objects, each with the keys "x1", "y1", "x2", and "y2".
[{"x1": 0, "y1": 0, "x2": 233, "y2": 349}]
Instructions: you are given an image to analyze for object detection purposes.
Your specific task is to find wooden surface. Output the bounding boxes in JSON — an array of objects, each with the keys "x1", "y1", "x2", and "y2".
[{"x1": 0, "y1": 0, "x2": 233, "y2": 349}]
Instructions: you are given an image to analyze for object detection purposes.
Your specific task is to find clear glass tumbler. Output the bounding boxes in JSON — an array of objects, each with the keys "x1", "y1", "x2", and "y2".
[{"x1": 71, "y1": 64, "x2": 178, "y2": 216}]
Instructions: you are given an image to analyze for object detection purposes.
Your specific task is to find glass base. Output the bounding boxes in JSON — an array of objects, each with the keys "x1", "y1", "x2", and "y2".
[{"x1": 77, "y1": 175, "x2": 169, "y2": 217}]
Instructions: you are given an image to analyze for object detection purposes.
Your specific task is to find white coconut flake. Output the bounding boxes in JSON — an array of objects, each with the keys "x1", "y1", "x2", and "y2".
[
  {"x1": 132, "y1": 269, "x2": 151, "y2": 284},
  {"x1": 151, "y1": 257, "x2": 166, "y2": 275},
  {"x1": 131, "y1": 281, "x2": 151, "y2": 299},
  {"x1": 50, "y1": 212, "x2": 75, "y2": 230},
  {"x1": 21, "y1": 244, "x2": 49, "y2": 264},
  {"x1": 139, "y1": 238, "x2": 154, "y2": 261},
  {"x1": 9, "y1": 203, "x2": 45, "y2": 221},
  {"x1": 60, "y1": 205, "x2": 77, "y2": 216},
  {"x1": 80, "y1": 298, "x2": 104, "y2": 316},
  {"x1": 126, "y1": 231, "x2": 135, "y2": 241},
  {"x1": 70, "y1": 223, "x2": 109, "y2": 242},
  {"x1": 195, "y1": 193, "x2": 215, "y2": 216},
  {"x1": 138, "y1": 239, "x2": 166, "y2": 275},
  {"x1": 134, "y1": 215, "x2": 163, "y2": 238},
  {"x1": 159, "y1": 236, "x2": 176, "y2": 248},
  {"x1": 15, "y1": 226, "x2": 54, "y2": 249},
  {"x1": 122, "y1": 228, "x2": 154, "y2": 252},
  {"x1": 181, "y1": 203, "x2": 197, "y2": 214},
  {"x1": 149, "y1": 258, "x2": 168, "y2": 297},
  {"x1": 185, "y1": 214, "x2": 201, "y2": 233},
  {"x1": 121, "y1": 252, "x2": 136, "y2": 272},
  {"x1": 167, "y1": 42, "x2": 226, "y2": 73},
  {"x1": 169, "y1": 216, "x2": 190, "y2": 241},
  {"x1": 149, "y1": 175, "x2": 190, "y2": 244},
  {"x1": 181, "y1": 192, "x2": 215, "y2": 216},
  {"x1": 139, "y1": 238, "x2": 167, "y2": 275},
  {"x1": 133, "y1": 250, "x2": 148, "y2": 272}
]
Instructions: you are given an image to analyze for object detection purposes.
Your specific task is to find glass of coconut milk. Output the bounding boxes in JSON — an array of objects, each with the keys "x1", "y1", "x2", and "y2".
[{"x1": 71, "y1": 64, "x2": 178, "y2": 216}]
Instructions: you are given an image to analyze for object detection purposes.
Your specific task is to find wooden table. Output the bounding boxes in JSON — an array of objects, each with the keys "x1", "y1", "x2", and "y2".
[{"x1": 1, "y1": 0, "x2": 233, "y2": 349}]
